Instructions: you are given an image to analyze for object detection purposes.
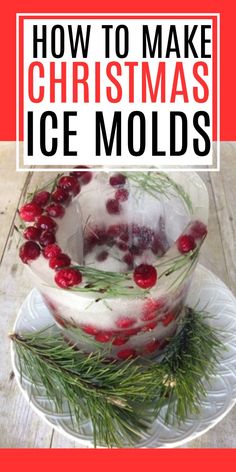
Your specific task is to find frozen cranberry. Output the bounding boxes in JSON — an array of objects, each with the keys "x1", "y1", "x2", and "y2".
[
  {"x1": 55, "y1": 268, "x2": 82, "y2": 288},
  {"x1": 162, "y1": 312, "x2": 175, "y2": 326},
  {"x1": 141, "y1": 298, "x2": 165, "y2": 321},
  {"x1": 129, "y1": 245, "x2": 143, "y2": 256},
  {"x1": 19, "y1": 241, "x2": 41, "y2": 264},
  {"x1": 23, "y1": 226, "x2": 41, "y2": 241},
  {"x1": 190, "y1": 221, "x2": 207, "y2": 239},
  {"x1": 106, "y1": 199, "x2": 121, "y2": 215},
  {"x1": 115, "y1": 188, "x2": 129, "y2": 202},
  {"x1": 36, "y1": 215, "x2": 57, "y2": 231},
  {"x1": 96, "y1": 251, "x2": 108, "y2": 262},
  {"x1": 123, "y1": 253, "x2": 134, "y2": 268},
  {"x1": 137, "y1": 226, "x2": 154, "y2": 249},
  {"x1": 117, "y1": 348, "x2": 136, "y2": 360},
  {"x1": 54, "y1": 313, "x2": 67, "y2": 328},
  {"x1": 143, "y1": 340, "x2": 161, "y2": 353},
  {"x1": 19, "y1": 202, "x2": 42, "y2": 222},
  {"x1": 177, "y1": 234, "x2": 196, "y2": 253},
  {"x1": 95, "y1": 227, "x2": 107, "y2": 245},
  {"x1": 107, "y1": 224, "x2": 123, "y2": 237},
  {"x1": 52, "y1": 187, "x2": 70, "y2": 204},
  {"x1": 109, "y1": 173, "x2": 126, "y2": 187},
  {"x1": 125, "y1": 327, "x2": 141, "y2": 336},
  {"x1": 117, "y1": 241, "x2": 128, "y2": 251},
  {"x1": 33, "y1": 191, "x2": 50, "y2": 207},
  {"x1": 142, "y1": 320, "x2": 158, "y2": 332},
  {"x1": 112, "y1": 336, "x2": 128, "y2": 346},
  {"x1": 70, "y1": 166, "x2": 93, "y2": 185},
  {"x1": 95, "y1": 332, "x2": 112, "y2": 343},
  {"x1": 49, "y1": 253, "x2": 71, "y2": 269},
  {"x1": 58, "y1": 176, "x2": 80, "y2": 195},
  {"x1": 81, "y1": 325, "x2": 99, "y2": 335},
  {"x1": 116, "y1": 317, "x2": 136, "y2": 329},
  {"x1": 43, "y1": 244, "x2": 62, "y2": 259},
  {"x1": 46, "y1": 203, "x2": 65, "y2": 218},
  {"x1": 133, "y1": 264, "x2": 157, "y2": 289},
  {"x1": 39, "y1": 230, "x2": 56, "y2": 247}
]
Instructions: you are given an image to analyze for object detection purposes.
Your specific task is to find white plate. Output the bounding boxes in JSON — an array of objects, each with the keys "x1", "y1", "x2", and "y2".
[{"x1": 11, "y1": 264, "x2": 236, "y2": 448}]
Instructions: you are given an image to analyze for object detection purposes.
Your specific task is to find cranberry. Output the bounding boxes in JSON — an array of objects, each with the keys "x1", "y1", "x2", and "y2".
[
  {"x1": 19, "y1": 241, "x2": 41, "y2": 264},
  {"x1": 19, "y1": 202, "x2": 42, "y2": 222},
  {"x1": 115, "y1": 189, "x2": 129, "y2": 202},
  {"x1": 141, "y1": 298, "x2": 165, "y2": 321},
  {"x1": 95, "y1": 227, "x2": 107, "y2": 245},
  {"x1": 125, "y1": 327, "x2": 141, "y2": 336},
  {"x1": 117, "y1": 348, "x2": 136, "y2": 360},
  {"x1": 117, "y1": 241, "x2": 128, "y2": 251},
  {"x1": 109, "y1": 173, "x2": 126, "y2": 187},
  {"x1": 123, "y1": 253, "x2": 134, "y2": 268},
  {"x1": 55, "y1": 268, "x2": 82, "y2": 288},
  {"x1": 81, "y1": 325, "x2": 99, "y2": 335},
  {"x1": 39, "y1": 230, "x2": 56, "y2": 247},
  {"x1": 177, "y1": 234, "x2": 196, "y2": 253},
  {"x1": 33, "y1": 191, "x2": 50, "y2": 207},
  {"x1": 116, "y1": 317, "x2": 136, "y2": 329},
  {"x1": 106, "y1": 199, "x2": 121, "y2": 215},
  {"x1": 49, "y1": 253, "x2": 71, "y2": 269},
  {"x1": 162, "y1": 312, "x2": 175, "y2": 326},
  {"x1": 23, "y1": 226, "x2": 41, "y2": 241},
  {"x1": 70, "y1": 166, "x2": 93, "y2": 185},
  {"x1": 112, "y1": 336, "x2": 128, "y2": 346},
  {"x1": 58, "y1": 176, "x2": 80, "y2": 195},
  {"x1": 137, "y1": 226, "x2": 154, "y2": 249},
  {"x1": 143, "y1": 340, "x2": 161, "y2": 353},
  {"x1": 142, "y1": 320, "x2": 158, "y2": 331},
  {"x1": 95, "y1": 332, "x2": 112, "y2": 343},
  {"x1": 96, "y1": 251, "x2": 108, "y2": 262},
  {"x1": 133, "y1": 264, "x2": 157, "y2": 289},
  {"x1": 43, "y1": 244, "x2": 62, "y2": 259},
  {"x1": 190, "y1": 221, "x2": 207, "y2": 239},
  {"x1": 36, "y1": 215, "x2": 57, "y2": 231},
  {"x1": 46, "y1": 203, "x2": 65, "y2": 218},
  {"x1": 52, "y1": 187, "x2": 70, "y2": 204},
  {"x1": 107, "y1": 224, "x2": 123, "y2": 237},
  {"x1": 129, "y1": 245, "x2": 143, "y2": 256}
]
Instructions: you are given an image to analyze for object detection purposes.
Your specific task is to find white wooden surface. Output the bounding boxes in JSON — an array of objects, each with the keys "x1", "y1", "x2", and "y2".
[{"x1": 0, "y1": 142, "x2": 236, "y2": 448}]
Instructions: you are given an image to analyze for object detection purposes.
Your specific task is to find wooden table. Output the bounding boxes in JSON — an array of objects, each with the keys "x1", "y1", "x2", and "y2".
[{"x1": 1, "y1": 142, "x2": 236, "y2": 448}]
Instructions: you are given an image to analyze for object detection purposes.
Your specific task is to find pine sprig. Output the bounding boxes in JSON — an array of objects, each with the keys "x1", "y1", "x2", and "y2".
[
  {"x1": 123, "y1": 171, "x2": 193, "y2": 213},
  {"x1": 11, "y1": 307, "x2": 225, "y2": 447}
]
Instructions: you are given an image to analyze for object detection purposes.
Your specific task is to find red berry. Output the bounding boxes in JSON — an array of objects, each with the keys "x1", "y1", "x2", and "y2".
[
  {"x1": 19, "y1": 241, "x2": 41, "y2": 264},
  {"x1": 43, "y1": 244, "x2": 62, "y2": 259},
  {"x1": 162, "y1": 312, "x2": 175, "y2": 326},
  {"x1": 36, "y1": 215, "x2": 57, "y2": 231},
  {"x1": 70, "y1": 166, "x2": 93, "y2": 185},
  {"x1": 125, "y1": 327, "x2": 141, "y2": 336},
  {"x1": 106, "y1": 199, "x2": 121, "y2": 215},
  {"x1": 52, "y1": 187, "x2": 70, "y2": 204},
  {"x1": 115, "y1": 188, "x2": 129, "y2": 202},
  {"x1": 55, "y1": 268, "x2": 82, "y2": 288},
  {"x1": 190, "y1": 221, "x2": 207, "y2": 239},
  {"x1": 177, "y1": 234, "x2": 196, "y2": 253},
  {"x1": 109, "y1": 173, "x2": 126, "y2": 187},
  {"x1": 49, "y1": 253, "x2": 71, "y2": 269},
  {"x1": 141, "y1": 298, "x2": 165, "y2": 321},
  {"x1": 129, "y1": 245, "x2": 143, "y2": 256},
  {"x1": 58, "y1": 176, "x2": 80, "y2": 195},
  {"x1": 133, "y1": 264, "x2": 157, "y2": 289},
  {"x1": 142, "y1": 320, "x2": 158, "y2": 331},
  {"x1": 123, "y1": 253, "x2": 134, "y2": 267},
  {"x1": 117, "y1": 241, "x2": 128, "y2": 251},
  {"x1": 107, "y1": 224, "x2": 123, "y2": 237},
  {"x1": 54, "y1": 313, "x2": 67, "y2": 328},
  {"x1": 46, "y1": 203, "x2": 65, "y2": 218},
  {"x1": 39, "y1": 230, "x2": 56, "y2": 247},
  {"x1": 116, "y1": 317, "x2": 136, "y2": 329},
  {"x1": 143, "y1": 340, "x2": 161, "y2": 353},
  {"x1": 117, "y1": 348, "x2": 136, "y2": 360},
  {"x1": 95, "y1": 227, "x2": 107, "y2": 245},
  {"x1": 19, "y1": 202, "x2": 42, "y2": 222},
  {"x1": 95, "y1": 332, "x2": 112, "y2": 343},
  {"x1": 23, "y1": 226, "x2": 41, "y2": 241},
  {"x1": 33, "y1": 191, "x2": 50, "y2": 207},
  {"x1": 81, "y1": 325, "x2": 99, "y2": 335},
  {"x1": 112, "y1": 336, "x2": 128, "y2": 346},
  {"x1": 96, "y1": 251, "x2": 108, "y2": 262}
]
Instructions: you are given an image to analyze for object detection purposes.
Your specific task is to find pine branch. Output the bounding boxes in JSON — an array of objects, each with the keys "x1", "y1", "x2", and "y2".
[{"x1": 11, "y1": 307, "x2": 225, "y2": 447}]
